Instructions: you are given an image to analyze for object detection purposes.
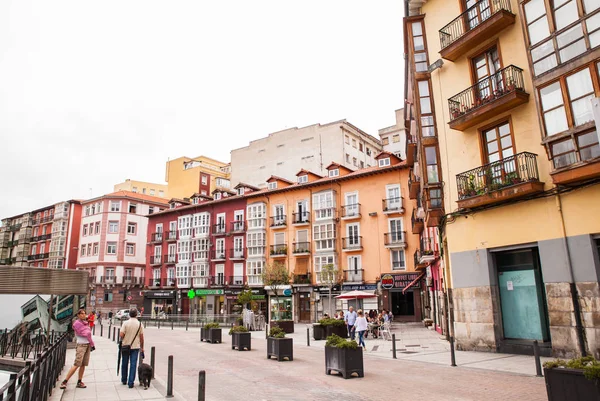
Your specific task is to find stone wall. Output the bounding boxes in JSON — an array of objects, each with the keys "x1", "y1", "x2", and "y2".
[
  {"x1": 578, "y1": 281, "x2": 600, "y2": 359},
  {"x1": 545, "y1": 282, "x2": 580, "y2": 358},
  {"x1": 452, "y1": 286, "x2": 499, "y2": 352}
]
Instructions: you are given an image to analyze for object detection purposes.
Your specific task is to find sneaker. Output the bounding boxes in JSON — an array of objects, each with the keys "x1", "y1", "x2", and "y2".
[{"x1": 60, "y1": 380, "x2": 68, "y2": 390}]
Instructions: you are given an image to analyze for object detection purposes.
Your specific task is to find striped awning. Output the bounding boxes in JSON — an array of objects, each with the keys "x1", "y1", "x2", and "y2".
[{"x1": 402, "y1": 272, "x2": 426, "y2": 294}]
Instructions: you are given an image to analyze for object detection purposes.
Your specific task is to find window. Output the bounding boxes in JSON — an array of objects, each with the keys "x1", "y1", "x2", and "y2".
[
  {"x1": 391, "y1": 250, "x2": 406, "y2": 270},
  {"x1": 108, "y1": 221, "x2": 118, "y2": 233},
  {"x1": 552, "y1": 130, "x2": 600, "y2": 168},
  {"x1": 83, "y1": 225, "x2": 88, "y2": 236},
  {"x1": 159, "y1": 190, "x2": 164, "y2": 197},
  {"x1": 366, "y1": 147, "x2": 371, "y2": 156},
  {"x1": 346, "y1": 153, "x2": 350, "y2": 163},
  {"x1": 428, "y1": 188, "x2": 443, "y2": 209},
  {"x1": 128, "y1": 203, "x2": 137, "y2": 213},
  {"x1": 378, "y1": 158, "x2": 391, "y2": 167},
  {"x1": 298, "y1": 175, "x2": 308, "y2": 184},
  {"x1": 352, "y1": 139, "x2": 357, "y2": 148},
  {"x1": 246, "y1": 232, "x2": 266, "y2": 256},
  {"x1": 132, "y1": 186, "x2": 138, "y2": 193},
  {"x1": 313, "y1": 191, "x2": 335, "y2": 220},
  {"x1": 392, "y1": 134, "x2": 400, "y2": 143},
  {"x1": 425, "y1": 147, "x2": 439, "y2": 183},
  {"x1": 237, "y1": 187, "x2": 245, "y2": 195},
  {"x1": 178, "y1": 215, "x2": 192, "y2": 238},
  {"x1": 201, "y1": 190, "x2": 207, "y2": 195},
  {"x1": 150, "y1": 189, "x2": 155, "y2": 196},
  {"x1": 328, "y1": 169, "x2": 339, "y2": 177},
  {"x1": 482, "y1": 122, "x2": 514, "y2": 164},
  {"x1": 202, "y1": 175, "x2": 208, "y2": 185},
  {"x1": 360, "y1": 161, "x2": 364, "y2": 168},
  {"x1": 382, "y1": 137, "x2": 390, "y2": 145},
  {"x1": 126, "y1": 243, "x2": 135, "y2": 256},
  {"x1": 315, "y1": 255, "x2": 336, "y2": 283},
  {"x1": 95, "y1": 222, "x2": 100, "y2": 234},
  {"x1": 106, "y1": 242, "x2": 117, "y2": 254},
  {"x1": 411, "y1": 20, "x2": 428, "y2": 72},
  {"x1": 93, "y1": 243, "x2": 98, "y2": 256},
  {"x1": 472, "y1": 46, "x2": 502, "y2": 99},
  {"x1": 313, "y1": 223, "x2": 336, "y2": 250},
  {"x1": 247, "y1": 203, "x2": 266, "y2": 229},
  {"x1": 127, "y1": 222, "x2": 136, "y2": 235},
  {"x1": 268, "y1": 182, "x2": 277, "y2": 190},
  {"x1": 345, "y1": 135, "x2": 350, "y2": 144},
  {"x1": 524, "y1": 0, "x2": 550, "y2": 46},
  {"x1": 359, "y1": 143, "x2": 364, "y2": 152},
  {"x1": 216, "y1": 178, "x2": 230, "y2": 188},
  {"x1": 214, "y1": 192, "x2": 222, "y2": 200},
  {"x1": 104, "y1": 292, "x2": 113, "y2": 302},
  {"x1": 177, "y1": 240, "x2": 191, "y2": 262},
  {"x1": 353, "y1": 157, "x2": 358, "y2": 167},
  {"x1": 246, "y1": 260, "x2": 264, "y2": 285},
  {"x1": 80, "y1": 245, "x2": 86, "y2": 257},
  {"x1": 87, "y1": 244, "x2": 91, "y2": 255},
  {"x1": 110, "y1": 201, "x2": 120, "y2": 212},
  {"x1": 176, "y1": 264, "x2": 190, "y2": 287}
]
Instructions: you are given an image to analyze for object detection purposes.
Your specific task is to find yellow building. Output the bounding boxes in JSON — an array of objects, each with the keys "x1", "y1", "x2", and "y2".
[
  {"x1": 405, "y1": 0, "x2": 600, "y2": 357},
  {"x1": 165, "y1": 155, "x2": 231, "y2": 200},
  {"x1": 113, "y1": 179, "x2": 168, "y2": 198}
]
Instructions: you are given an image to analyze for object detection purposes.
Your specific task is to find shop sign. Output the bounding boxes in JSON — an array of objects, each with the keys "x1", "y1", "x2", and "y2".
[
  {"x1": 194, "y1": 289, "x2": 224, "y2": 296},
  {"x1": 283, "y1": 288, "x2": 292, "y2": 296},
  {"x1": 315, "y1": 285, "x2": 341, "y2": 293},
  {"x1": 145, "y1": 291, "x2": 175, "y2": 299},
  {"x1": 224, "y1": 289, "x2": 266, "y2": 296},
  {"x1": 380, "y1": 273, "x2": 421, "y2": 290},
  {"x1": 341, "y1": 284, "x2": 377, "y2": 291}
]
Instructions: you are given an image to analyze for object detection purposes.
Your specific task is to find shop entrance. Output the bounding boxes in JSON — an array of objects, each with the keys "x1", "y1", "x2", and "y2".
[
  {"x1": 391, "y1": 291, "x2": 415, "y2": 317},
  {"x1": 299, "y1": 294, "x2": 311, "y2": 322}
]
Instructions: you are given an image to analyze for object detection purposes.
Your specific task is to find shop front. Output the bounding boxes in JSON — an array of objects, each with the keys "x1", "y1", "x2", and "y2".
[
  {"x1": 267, "y1": 286, "x2": 293, "y2": 323},
  {"x1": 224, "y1": 288, "x2": 267, "y2": 315},
  {"x1": 314, "y1": 284, "x2": 341, "y2": 319},
  {"x1": 187, "y1": 289, "x2": 225, "y2": 316},
  {"x1": 380, "y1": 273, "x2": 424, "y2": 322},
  {"x1": 143, "y1": 290, "x2": 177, "y2": 318},
  {"x1": 295, "y1": 286, "x2": 313, "y2": 323}
]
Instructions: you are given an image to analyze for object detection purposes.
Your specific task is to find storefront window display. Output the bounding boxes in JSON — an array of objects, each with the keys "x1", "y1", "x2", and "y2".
[{"x1": 270, "y1": 297, "x2": 292, "y2": 320}]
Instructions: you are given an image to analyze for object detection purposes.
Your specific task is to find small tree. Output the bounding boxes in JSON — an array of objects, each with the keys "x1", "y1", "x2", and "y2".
[
  {"x1": 236, "y1": 286, "x2": 254, "y2": 310},
  {"x1": 320, "y1": 263, "x2": 343, "y2": 317},
  {"x1": 262, "y1": 262, "x2": 290, "y2": 321}
]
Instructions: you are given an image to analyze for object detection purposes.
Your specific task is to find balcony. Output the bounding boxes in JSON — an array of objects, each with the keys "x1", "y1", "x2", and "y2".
[
  {"x1": 148, "y1": 278, "x2": 176, "y2": 288},
  {"x1": 382, "y1": 197, "x2": 404, "y2": 214},
  {"x1": 212, "y1": 224, "x2": 226, "y2": 236},
  {"x1": 28, "y1": 253, "x2": 49, "y2": 261},
  {"x1": 7, "y1": 240, "x2": 18, "y2": 247},
  {"x1": 192, "y1": 277, "x2": 209, "y2": 288},
  {"x1": 314, "y1": 208, "x2": 337, "y2": 221},
  {"x1": 101, "y1": 276, "x2": 116, "y2": 285},
  {"x1": 230, "y1": 221, "x2": 246, "y2": 234},
  {"x1": 270, "y1": 244, "x2": 288, "y2": 258},
  {"x1": 150, "y1": 255, "x2": 162, "y2": 266},
  {"x1": 409, "y1": 170, "x2": 420, "y2": 200},
  {"x1": 384, "y1": 232, "x2": 407, "y2": 248},
  {"x1": 163, "y1": 278, "x2": 176, "y2": 288},
  {"x1": 407, "y1": 134, "x2": 417, "y2": 166},
  {"x1": 0, "y1": 258, "x2": 15, "y2": 265},
  {"x1": 411, "y1": 209, "x2": 424, "y2": 234},
  {"x1": 292, "y1": 212, "x2": 310, "y2": 225},
  {"x1": 439, "y1": 0, "x2": 515, "y2": 61},
  {"x1": 31, "y1": 234, "x2": 52, "y2": 243},
  {"x1": 344, "y1": 269, "x2": 364, "y2": 283},
  {"x1": 247, "y1": 275, "x2": 263, "y2": 286},
  {"x1": 425, "y1": 186, "x2": 445, "y2": 227},
  {"x1": 163, "y1": 254, "x2": 177, "y2": 264},
  {"x1": 229, "y1": 248, "x2": 246, "y2": 260},
  {"x1": 165, "y1": 231, "x2": 177, "y2": 242},
  {"x1": 293, "y1": 242, "x2": 311, "y2": 256},
  {"x1": 210, "y1": 275, "x2": 226, "y2": 287},
  {"x1": 341, "y1": 204, "x2": 361, "y2": 220},
  {"x1": 150, "y1": 232, "x2": 163, "y2": 243},
  {"x1": 270, "y1": 216, "x2": 287, "y2": 229},
  {"x1": 448, "y1": 65, "x2": 528, "y2": 131},
  {"x1": 210, "y1": 249, "x2": 226, "y2": 261},
  {"x1": 293, "y1": 273, "x2": 311, "y2": 285},
  {"x1": 148, "y1": 278, "x2": 162, "y2": 288},
  {"x1": 8, "y1": 224, "x2": 22, "y2": 232},
  {"x1": 226, "y1": 276, "x2": 245, "y2": 286},
  {"x1": 342, "y1": 237, "x2": 362, "y2": 251},
  {"x1": 415, "y1": 249, "x2": 436, "y2": 269},
  {"x1": 456, "y1": 152, "x2": 544, "y2": 209}
]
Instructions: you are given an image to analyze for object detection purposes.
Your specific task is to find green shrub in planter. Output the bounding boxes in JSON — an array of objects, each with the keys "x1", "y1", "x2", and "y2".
[
  {"x1": 544, "y1": 356, "x2": 600, "y2": 401},
  {"x1": 320, "y1": 318, "x2": 348, "y2": 338},
  {"x1": 229, "y1": 326, "x2": 251, "y2": 351},
  {"x1": 269, "y1": 327, "x2": 286, "y2": 338},
  {"x1": 201, "y1": 322, "x2": 222, "y2": 343},
  {"x1": 228, "y1": 325, "x2": 249, "y2": 335},
  {"x1": 205, "y1": 322, "x2": 220, "y2": 329},
  {"x1": 325, "y1": 334, "x2": 363, "y2": 379}
]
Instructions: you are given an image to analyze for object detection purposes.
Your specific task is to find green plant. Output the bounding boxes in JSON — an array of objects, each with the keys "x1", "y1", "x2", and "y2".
[
  {"x1": 205, "y1": 322, "x2": 220, "y2": 329},
  {"x1": 326, "y1": 334, "x2": 358, "y2": 350},
  {"x1": 544, "y1": 356, "x2": 600, "y2": 382},
  {"x1": 318, "y1": 318, "x2": 345, "y2": 327},
  {"x1": 236, "y1": 287, "x2": 255, "y2": 310},
  {"x1": 268, "y1": 326, "x2": 286, "y2": 339},
  {"x1": 262, "y1": 262, "x2": 290, "y2": 321},
  {"x1": 228, "y1": 325, "x2": 249, "y2": 335}
]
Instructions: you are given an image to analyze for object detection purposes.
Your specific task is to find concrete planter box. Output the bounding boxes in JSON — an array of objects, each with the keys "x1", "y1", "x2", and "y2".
[
  {"x1": 267, "y1": 337, "x2": 293, "y2": 361},
  {"x1": 200, "y1": 328, "x2": 222, "y2": 343},
  {"x1": 313, "y1": 324, "x2": 325, "y2": 340},
  {"x1": 325, "y1": 324, "x2": 348, "y2": 339},
  {"x1": 271, "y1": 320, "x2": 294, "y2": 333},
  {"x1": 231, "y1": 332, "x2": 251, "y2": 351},
  {"x1": 325, "y1": 346, "x2": 364, "y2": 379},
  {"x1": 544, "y1": 367, "x2": 600, "y2": 401}
]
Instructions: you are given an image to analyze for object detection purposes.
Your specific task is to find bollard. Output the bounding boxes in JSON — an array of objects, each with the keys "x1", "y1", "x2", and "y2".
[
  {"x1": 265, "y1": 323, "x2": 269, "y2": 339},
  {"x1": 450, "y1": 336, "x2": 457, "y2": 367},
  {"x1": 171, "y1": 320, "x2": 174, "y2": 330},
  {"x1": 392, "y1": 334, "x2": 397, "y2": 359},
  {"x1": 166, "y1": 355, "x2": 174, "y2": 398},
  {"x1": 150, "y1": 346, "x2": 156, "y2": 379},
  {"x1": 307, "y1": 327, "x2": 310, "y2": 347},
  {"x1": 92, "y1": 325, "x2": 95, "y2": 335},
  {"x1": 158, "y1": 320, "x2": 161, "y2": 330},
  {"x1": 143, "y1": 319, "x2": 147, "y2": 328},
  {"x1": 113, "y1": 327, "x2": 116, "y2": 342},
  {"x1": 186, "y1": 320, "x2": 189, "y2": 331},
  {"x1": 108, "y1": 324, "x2": 112, "y2": 338},
  {"x1": 198, "y1": 370, "x2": 206, "y2": 401},
  {"x1": 117, "y1": 328, "x2": 120, "y2": 342},
  {"x1": 100, "y1": 324, "x2": 103, "y2": 337},
  {"x1": 533, "y1": 340, "x2": 543, "y2": 377}
]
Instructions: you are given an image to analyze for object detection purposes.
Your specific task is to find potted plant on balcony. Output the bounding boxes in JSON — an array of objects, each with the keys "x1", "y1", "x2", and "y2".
[
  {"x1": 263, "y1": 262, "x2": 294, "y2": 333},
  {"x1": 229, "y1": 325, "x2": 251, "y2": 351},
  {"x1": 325, "y1": 334, "x2": 364, "y2": 379},
  {"x1": 267, "y1": 326, "x2": 293, "y2": 361},
  {"x1": 544, "y1": 356, "x2": 600, "y2": 400},
  {"x1": 200, "y1": 322, "x2": 222, "y2": 344}
]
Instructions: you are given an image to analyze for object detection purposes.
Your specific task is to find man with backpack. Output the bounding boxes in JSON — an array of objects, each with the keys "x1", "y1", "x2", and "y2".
[{"x1": 119, "y1": 308, "x2": 145, "y2": 388}]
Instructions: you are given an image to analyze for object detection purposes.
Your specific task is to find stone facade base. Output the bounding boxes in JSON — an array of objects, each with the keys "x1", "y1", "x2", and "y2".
[{"x1": 452, "y1": 286, "x2": 498, "y2": 352}]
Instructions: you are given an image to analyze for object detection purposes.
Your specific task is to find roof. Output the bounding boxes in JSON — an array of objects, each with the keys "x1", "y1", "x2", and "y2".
[
  {"x1": 295, "y1": 169, "x2": 324, "y2": 178},
  {"x1": 191, "y1": 193, "x2": 213, "y2": 201},
  {"x1": 169, "y1": 198, "x2": 191, "y2": 205},
  {"x1": 211, "y1": 188, "x2": 236, "y2": 195},
  {"x1": 375, "y1": 151, "x2": 402, "y2": 163},
  {"x1": 266, "y1": 175, "x2": 294, "y2": 185},
  {"x1": 233, "y1": 182, "x2": 260, "y2": 191},
  {"x1": 83, "y1": 191, "x2": 170, "y2": 205}
]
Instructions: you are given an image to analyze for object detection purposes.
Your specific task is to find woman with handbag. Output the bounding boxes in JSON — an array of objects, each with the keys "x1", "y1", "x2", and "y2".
[
  {"x1": 60, "y1": 309, "x2": 95, "y2": 389},
  {"x1": 119, "y1": 308, "x2": 145, "y2": 388}
]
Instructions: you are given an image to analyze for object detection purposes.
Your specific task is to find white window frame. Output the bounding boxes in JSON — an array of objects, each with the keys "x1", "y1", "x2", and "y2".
[
  {"x1": 247, "y1": 203, "x2": 266, "y2": 229},
  {"x1": 378, "y1": 158, "x2": 391, "y2": 167},
  {"x1": 298, "y1": 175, "x2": 308, "y2": 184},
  {"x1": 176, "y1": 264, "x2": 191, "y2": 288},
  {"x1": 246, "y1": 260, "x2": 264, "y2": 285},
  {"x1": 313, "y1": 191, "x2": 335, "y2": 220},
  {"x1": 347, "y1": 255, "x2": 362, "y2": 282},
  {"x1": 108, "y1": 221, "x2": 118, "y2": 233},
  {"x1": 344, "y1": 192, "x2": 359, "y2": 217},
  {"x1": 246, "y1": 232, "x2": 266, "y2": 257},
  {"x1": 126, "y1": 243, "x2": 135, "y2": 256},
  {"x1": 106, "y1": 242, "x2": 117, "y2": 255},
  {"x1": 313, "y1": 223, "x2": 336, "y2": 251},
  {"x1": 268, "y1": 181, "x2": 277, "y2": 190},
  {"x1": 314, "y1": 255, "x2": 336, "y2": 284},
  {"x1": 391, "y1": 249, "x2": 406, "y2": 271},
  {"x1": 110, "y1": 201, "x2": 121, "y2": 212},
  {"x1": 328, "y1": 169, "x2": 339, "y2": 177}
]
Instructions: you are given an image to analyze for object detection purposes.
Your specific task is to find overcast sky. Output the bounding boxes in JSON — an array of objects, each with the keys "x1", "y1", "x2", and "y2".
[{"x1": 0, "y1": 0, "x2": 404, "y2": 219}]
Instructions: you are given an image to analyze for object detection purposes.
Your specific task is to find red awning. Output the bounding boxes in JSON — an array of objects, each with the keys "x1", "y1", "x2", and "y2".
[{"x1": 402, "y1": 272, "x2": 426, "y2": 294}]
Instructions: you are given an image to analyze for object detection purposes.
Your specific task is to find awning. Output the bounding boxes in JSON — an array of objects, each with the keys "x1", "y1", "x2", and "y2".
[{"x1": 402, "y1": 272, "x2": 426, "y2": 294}]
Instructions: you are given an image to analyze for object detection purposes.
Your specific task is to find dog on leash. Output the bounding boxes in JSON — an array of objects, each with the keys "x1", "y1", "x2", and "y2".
[{"x1": 138, "y1": 362, "x2": 153, "y2": 390}]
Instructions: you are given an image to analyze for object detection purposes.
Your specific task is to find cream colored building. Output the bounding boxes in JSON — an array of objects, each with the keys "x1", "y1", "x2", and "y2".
[
  {"x1": 114, "y1": 179, "x2": 168, "y2": 198},
  {"x1": 165, "y1": 155, "x2": 231, "y2": 200},
  {"x1": 230, "y1": 120, "x2": 382, "y2": 188},
  {"x1": 379, "y1": 108, "x2": 407, "y2": 160}
]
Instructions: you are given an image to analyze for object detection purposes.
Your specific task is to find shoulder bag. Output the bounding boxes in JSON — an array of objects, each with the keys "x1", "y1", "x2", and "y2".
[{"x1": 120, "y1": 321, "x2": 142, "y2": 356}]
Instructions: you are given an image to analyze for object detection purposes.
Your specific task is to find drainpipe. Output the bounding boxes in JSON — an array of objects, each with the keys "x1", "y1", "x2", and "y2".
[{"x1": 556, "y1": 193, "x2": 587, "y2": 356}]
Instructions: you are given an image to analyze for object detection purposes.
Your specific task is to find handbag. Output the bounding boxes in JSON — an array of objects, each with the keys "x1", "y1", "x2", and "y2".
[{"x1": 121, "y1": 321, "x2": 141, "y2": 356}]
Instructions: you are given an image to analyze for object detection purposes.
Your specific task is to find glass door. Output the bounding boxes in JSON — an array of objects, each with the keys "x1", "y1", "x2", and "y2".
[{"x1": 465, "y1": 0, "x2": 492, "y2": 31}]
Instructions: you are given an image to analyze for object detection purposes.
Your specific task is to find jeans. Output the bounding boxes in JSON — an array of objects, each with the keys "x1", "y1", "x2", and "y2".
[
  {"x1": 358, "y1": 330, "x2": 366, "y2": 348},
  {"x1": 121, "y1": 349, "x2": 139, "y2": 387},
  {"x1": 347, "y1": 324, "x2": 356, "y2": 340}
]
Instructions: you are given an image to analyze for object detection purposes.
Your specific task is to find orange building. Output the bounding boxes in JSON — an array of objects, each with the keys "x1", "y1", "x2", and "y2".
[{"x1": 245, "y1": 152, "x2": 422, "y2": 323}]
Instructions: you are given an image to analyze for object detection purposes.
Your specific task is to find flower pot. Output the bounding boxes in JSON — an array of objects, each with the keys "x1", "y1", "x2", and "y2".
[
  {"x1": 267, "y1": 337, "x2": 293, "y2": 361},
  {"x1": 313, "y1": 324, "x2": 325, "y2": 341},
  {"x1": 201, "y1": 328, "x2": 221, "y2": 343},
  {"x1": 544, "y1": 367, "x2": 600, "y2": 401},
  {"x1": 200, "y1": 327, "x2": 208, "y2": 342},
  {"x1": 232, "y1": 332, "x2": 251, "y2": 351},
  {"x1": 325, "y1": 346, "x2": 364, "y2": 379},
  {"x1": 325, "y1": 324, "x2": 348, "y2": 339},
  {"x1": 271, "y1": 320, "x2": 294, "y2": 333}
]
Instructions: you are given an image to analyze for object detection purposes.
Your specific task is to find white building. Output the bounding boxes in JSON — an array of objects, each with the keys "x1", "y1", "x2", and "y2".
[
  {"x1": 378, "y1": 108, "x2": 407, "y2": 160},
  {"x1": 230, "y1": 120, "x2": 382, "y2": 188}
]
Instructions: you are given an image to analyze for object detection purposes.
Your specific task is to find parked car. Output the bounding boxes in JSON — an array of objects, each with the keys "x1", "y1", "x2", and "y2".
[{"x1": 115, "y1": 309, "x2": 130, "y2": 321}]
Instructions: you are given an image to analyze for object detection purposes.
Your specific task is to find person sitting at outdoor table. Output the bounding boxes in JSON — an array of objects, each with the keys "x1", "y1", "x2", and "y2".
[{"x1": 382, "y1": 309, "x2": 389, "y2": 323}]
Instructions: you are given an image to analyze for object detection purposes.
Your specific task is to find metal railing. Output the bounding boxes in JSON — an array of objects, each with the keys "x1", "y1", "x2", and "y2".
[
  {"x1": 150, "y1": 232, "x2": 163, "y2": 242},
  {"x1": 30, "y1": 234, "x2": 52, "y2": 243},
  {"x1": 150, "y1": 255, "x2": 162, "y2": 265},
  {"x1": 382, "y1": 197, "x2": 404, "y2": 213},
  {"x1": 163, "y1": 254, "x2": 177, "y2": 264},
  {"x1": 344, "y1": 269, "x2": 364, "y2": 282},
  {"x1": 212, "y1": 224, "x2": 226, "y2": 235},
  {"x1": 269, "y1": 244, "x2": 288, "y2": 256},
  {"x1": 448, "y1": 65, "x2": 525, "y2": 121},
  {"x1": 230, "y1": 221, "x2": 246, "y2": 233},
  {"x1": 293, "y1": 242, "x2": 310, "y2": 254},
  {"x1": 412, "y1": 209, "x2": 424, "y2": 229},
  {"x1": 269, "y1": 216, "x2": 287, "y2": 228},
  {"x1": 101, "y1": 276, "x2": 116, "y2": 284},
  {"x1": 229, "y1": 248, "x2": 246, "y2": 259},
  {"x1": 210, "y1": 250, "x2": 226, "y2": 260},
  {"x1": 292, "y1": 212, "x2": 310, "y2": 224},
  {"x1": 456, "y1": 152, "x2": 540, "y2": 200},
  {"x1": 148, "y1": 278, "x2": 176, "y2": 287},
  {"x1": 439, "y1": 0, "x2": 512, "y2": 49},
  {"x1": 384, "y1": 232, "x2": 407, "y2": 246},
  {"x1": 165, "y1": 231, "x2": 177, "y2": 241},
  {"x1": 342, "y1": 237, "x2": 362, "y2": 250},
  {"x1": 341, "y1": 204, "x2": 361, "y2": 218},
  {"x1": 225, "y1": 276, "x2": 245, "y2": 286},
  {"x1": 293, "y1": 274, "x2": 311, "y2": 284}
]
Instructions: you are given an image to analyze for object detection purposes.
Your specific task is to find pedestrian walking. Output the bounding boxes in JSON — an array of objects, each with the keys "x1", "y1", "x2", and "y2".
[
  {"x1": 119, "y1": 308, "x2": 145, "y2": 388},
  {"x1": 344, "y1": 306, "x2": 357, "y2": 340},
  {"x1": 88, "y1": 311, "x2": 96, "y2": 328},
  {"x1": 354, "y1": 310, "x2": 368, "y2": 349},
  {"x1": 60, "y1": 309, "x2": 95, "y2": 389}
]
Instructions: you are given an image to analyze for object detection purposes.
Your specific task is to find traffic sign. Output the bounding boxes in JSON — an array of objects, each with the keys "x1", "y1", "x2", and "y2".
[{"x1": 127, "y1": 295, "x2": 132, "y2": 301}]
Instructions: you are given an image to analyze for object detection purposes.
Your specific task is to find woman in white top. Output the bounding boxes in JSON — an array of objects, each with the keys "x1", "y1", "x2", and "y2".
[{"x1": 354, "y1": 310, "x2": 368, "y2": 349}]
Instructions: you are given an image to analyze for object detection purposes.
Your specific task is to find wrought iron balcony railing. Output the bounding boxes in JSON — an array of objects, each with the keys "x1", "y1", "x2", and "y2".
[
  {"x1": 150, "y1": 232, "x2": 163, "y2": 243},
  {"x1": 342, "y1": 237, "x2": 362, "y2": 250},
  {"x1": 163, "y1": 254, "x2": 177, "y2": 264},
  {"x1": 230, "y1": 221, "x2": 246, "y2": 233},
  {"x1": 229, "y1": 248, "x2": 246, "y2": 259},
  {"x1": 270, "y1": 244, "x2": 288, "y2": 256},
  {"x1": 165, "y1": 231, "x2": 177, "y2": 241},
  {"x1": 210, "y1": 249, "x2": 226, "y2": 260},
  {"x1": 341, "y1": 204, "x2": 361, "y2": 219},
  {"x1": 150, "y1": 255, "x2": 162, "y2": 265},
  {"x1": 293, "y1": 242, "x2": 311, "y2": 254},
  {"x1": 382, "y1": 197, "x2": 404, "y2": 213},
  {"x1": 344, "y1": 269, "x2": 364, "y2": 283},
  {"x1": 292, "y1": 212, "x2": 310, "y2": 225},
  {"x1": 270, "y1": 216, "x2": 287, "y2": 228},
  {"x1": 212, "y1": 224, "x2": 226, "y2": 235},
  {"x1": 384, "y1": 232, "x2": 407, "y2": 247},
  {"x1": 293, "y1": 273, "x2": 311, "y2": 285}
]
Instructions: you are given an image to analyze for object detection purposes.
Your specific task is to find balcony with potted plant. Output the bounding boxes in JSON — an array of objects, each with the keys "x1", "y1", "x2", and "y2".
[{"x1": 270, "y1": 244, "x2": 288, "y2": 258}]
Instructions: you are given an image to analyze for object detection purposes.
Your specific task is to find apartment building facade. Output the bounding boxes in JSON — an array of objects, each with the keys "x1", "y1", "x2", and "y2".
[
  {"x1": 230, "y1": 120, "x2": 383, "y2": 189},
  {"x1": 114, "y1": 179, "x2": 168, "y2": 198},
  {"x1": 76, "y1": 191, "x2": 169, "y2": 313},
  {"x1": 379, "y1": 108, "x2": 408, "y2": 160},
  {"x1": 0, "y1": 201, "x2": 82, "y2": 270},
  {"x1": 165, "y1": 155, "x2": 231, "y2": 200},
  {"x1": 405, "y1": 0, "x2": 600, "y2": 357}
]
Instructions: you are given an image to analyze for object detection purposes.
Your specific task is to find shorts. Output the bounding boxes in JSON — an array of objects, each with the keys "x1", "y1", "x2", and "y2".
[{"x1": 74, "y1": 344, "x2": 91, "y2": 367}]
